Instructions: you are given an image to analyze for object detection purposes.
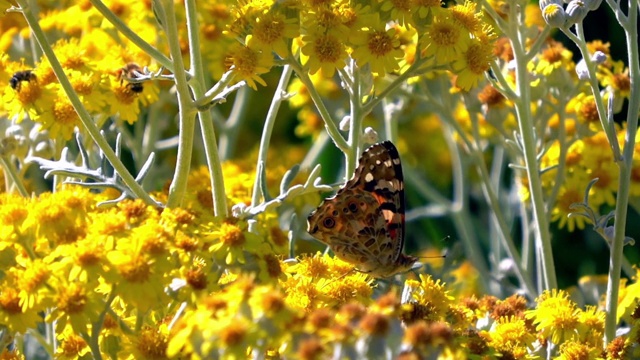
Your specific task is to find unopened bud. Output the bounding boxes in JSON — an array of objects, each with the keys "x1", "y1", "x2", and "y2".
[
  {"x1": 565, "y1": 0, "x2": 588, "y2": 25},
  {"x1": 542, "y1": 4, "x2": 566, "y2": 27},
  {"x1": 362, "y1": 127, "x2": 378, "y2": 144},
  {"x1": 591, "y1": 51, "x2": 607, "y2": 64}
]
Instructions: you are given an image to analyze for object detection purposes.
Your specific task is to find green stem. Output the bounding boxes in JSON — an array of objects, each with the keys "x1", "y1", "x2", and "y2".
[
  {"x1": 288, "y1": 59, "x2": 348, "y2": 153},
  {"x1": 361, "y1": 58, "x2": 430, "y2": 115},
  {"x1": 0, "y1": 156, "x2": 28, "y2": 196},
  {"x1": 421, "y1": 86, "x2": 537, "y2": 297},
  {"x1": 346, "y1": 60, "x2": 363, "y2": 175},
  {"x1": 218, "y1": 87, "x2": 249, "y2": 160},
  {"x1": 604, "y1": 0, "x2": 640, "y2": 343},
  {"x1": 562, "y1": 26, "x2": 618, "y2": 155},
  {"x1": 15, "y1": 0, "x2": 158, "y2": 206},
  {"x1": 510, "y1": 12, "x2": 557, "y2": 290},
  {"x1": 250, "y1": 65, "x2": 294, "y2": 207},
  {"x1": 161, "y1": 0, "x2": 198, "y2": 209},
  {"x1": 182, "y1": 0, "x2": 227, "y2": 216}
]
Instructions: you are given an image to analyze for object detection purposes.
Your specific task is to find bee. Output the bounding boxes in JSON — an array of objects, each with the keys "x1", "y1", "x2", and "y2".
[
  {"x1": 117, "y1": 63, "x2": 144, "y2": 94},
  {"x1": 10, "y1": 70, "x2": 37, "y2": 92}
]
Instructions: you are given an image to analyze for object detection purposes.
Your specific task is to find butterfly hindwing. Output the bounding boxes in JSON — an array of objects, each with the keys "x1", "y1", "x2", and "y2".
[{"x1": 307, "y1": 141, "x2": 417, "y2": 278}]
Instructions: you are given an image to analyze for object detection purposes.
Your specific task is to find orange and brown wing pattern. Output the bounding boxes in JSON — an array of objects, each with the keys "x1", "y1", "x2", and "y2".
[{"x1": 307, "y1": 141, "x2": 417, "y2": 278}]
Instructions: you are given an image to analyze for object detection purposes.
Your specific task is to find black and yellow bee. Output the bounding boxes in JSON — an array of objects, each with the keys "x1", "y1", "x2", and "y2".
[
  {"x1": 117, "y1": 63, "x2": 144, "y2": 94},
  {"x1": 10, "y1": 70, "x2": 36, "y2": 92}
]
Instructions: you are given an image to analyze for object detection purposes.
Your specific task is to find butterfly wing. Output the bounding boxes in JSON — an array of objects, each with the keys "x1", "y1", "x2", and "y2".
[{"x1": 307, "y1": 141, "x2": 413, "y2": 277}]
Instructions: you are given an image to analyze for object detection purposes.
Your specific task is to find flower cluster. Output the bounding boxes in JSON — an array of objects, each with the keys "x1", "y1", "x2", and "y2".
[{"x1": 1, "y1": 0, "x2": 639, "y2": 358}]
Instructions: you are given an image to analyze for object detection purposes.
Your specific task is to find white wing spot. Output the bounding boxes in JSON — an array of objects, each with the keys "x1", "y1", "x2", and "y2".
[{"x1": 364, "y1": 173, "x2": 374, "y2": 182}]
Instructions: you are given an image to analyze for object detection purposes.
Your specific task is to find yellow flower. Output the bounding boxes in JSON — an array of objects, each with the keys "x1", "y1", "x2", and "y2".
[
  {"x1": 350, "y1": 17, "x2": 404, "y2": 76},
  {"x1": 598, "y1": 59, "x2": 631, "y2": 101},
  {"x1": 532, "y1": 40, "x2": 574, "y2": 77},
  {"x1": 125, "y1": 323, "x2": 171, "y2": 360},
  {"x1": 420, "y1": 13, "x2": 470, "y2": 65},
  {"x1": 451, "y1": 32, "x2": 495, "y2": 91},
  {"x1": 617, "y1": 268, "x2": 640, "y2": 324},
  {"x1": 225, "y1": 40, "x2": 274, "y2": 90},
  {"x1": 246, "y1": 10, "x2": 299, "y2": 58},
  {"x1": 401, "y1": 274, "x2": 454, "y2": 324},
  {"x1": 450, "y1": 1, "x2": 483, "y2": 34},
  {"x1": 205, "y1": 220, "x2": 264, "y2": 266},
  {"x1": 280, "y1": 253, "x2": 374, "y2": 310},
  {"x1": 556, "y1": 340, "x2": 601, "y2": 360},
  {"x1": 105, "y1": 247, "x2": 169, "y2": 312},
  {"x1": 300, "y1": 30, "x2": 349, "y2": 77},
  {"x1": 0, "y1": 279, "x2": 42, "y2": 333},
  {"x1": 380, "y1": 0, "x2": 413, "y2": 26},
  {"x1": 413, "y1": 0, "x2": 444, "y2": 19},
  {"x1": 46, "y1": 275, "x2": 104, "y2": 334},
  {"x1": 526, "y1": 289, "x2": 580, "y2": 345},
  {"x1": 56, "y1": 325, "x2": 91, "y2": 360},
  {"x1": 488, "y1": 316, "x2": 536, "y2": 357}
]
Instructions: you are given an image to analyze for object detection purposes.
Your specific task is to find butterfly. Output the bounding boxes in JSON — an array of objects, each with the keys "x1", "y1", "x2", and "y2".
[{"x1": 307, "y1": 141, "x2": 418, "y2": 278}]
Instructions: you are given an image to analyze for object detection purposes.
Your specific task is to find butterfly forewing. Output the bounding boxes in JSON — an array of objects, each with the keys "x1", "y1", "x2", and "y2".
[{"x1": 307, "y1": 141, "x2": 416, "y2": 278}]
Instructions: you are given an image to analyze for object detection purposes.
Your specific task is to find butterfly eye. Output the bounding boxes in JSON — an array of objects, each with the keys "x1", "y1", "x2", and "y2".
[
  {"x1": 348, "y1": 201, "x2": 358, "y2": 213},
  {"x1": 323, "y1": 217, "x2": 335, "y2": 229}
]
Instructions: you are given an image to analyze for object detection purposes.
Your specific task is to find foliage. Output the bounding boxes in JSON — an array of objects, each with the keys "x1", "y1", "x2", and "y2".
[{"x1": 0, "y1": 0, "x2": 639, "y2": 359}]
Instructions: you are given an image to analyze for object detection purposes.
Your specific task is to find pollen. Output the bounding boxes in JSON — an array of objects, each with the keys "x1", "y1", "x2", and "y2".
[
  {"x1": 114, "y1": 85, "x2": 138, "y2": 103},
  {"x1": 415, "y1": 0, "x2": 442, "y2": 6},
  {"x1": 186, "y1": 267, "x2": 207, "y2": 290},
  {"x1": 314, "y1": 34, "x2": 342, "y2": 63},
  {"x1": 254, "y1": 15, "x2": 285, "y2": 44},
  {"x1": 72, "y1": 78, "x2": 93, "y2": 95},
  {"x1": 75, "y1": 244, "x2": 103, "y2": 267},
  {"x1": 368, "y1": 30, "x2": 394, "y2": 57},
  {"x1": 230, "y1": 46, "x2": 259, "y2": 78},
  {"x1": 451, "y1": 2, "x2": 480, "y2": 33},
  {"x1": 263, "y1": 253, "x2": 283, "y2": 278},
  {"x1": 579, "y1": 100, "x2": 599, "y2": 123},
  {"x1": 21, "y1": 261, "x2": 51, "y2": 292},
  {"x1": 119, "y1": 256, "x2": 151, "y2": 283},
  {"x1": 16, "y1": 83, "x2": 42, "y2": 104},
  {"x1": 390, "y1": 0, "x2": 412, "y2": 11},
  {"x1": 0, "y1": 288, "x2": 22, "y2": 314},
  {"x1": 541, "y1": 45, "x2": 563, "y2": 63},
  {"x1": 0, "y1": 204, "x2": 28, "y2": 226},
  {"x1": 478, "y1": 84, "x2": 506, "y2": 107},
  {"x1": 136, "y1": 327, "x2": 169, "y2": 359},
  {"x1": 261, "y1": 291, "x2": 286, "y2": 313},
  {"x1": 431, "y1": 22, "x2": 460, "y2": 46},
  {"x1": 359, "y1": 312, "x2": 390, "y2": 336},
  {"x1": 53, "y1": 101, "x2": 79, "y2": 127},
  {"x1": 56, "y1": 283, "x2": 87, "y2": 314},
  {"x1": 220, "y1": 320, "x2": 247, "y2": 346},
  {"x1": 465, "y1": 43, "x2": 492, "y2": 74},
  {"x1": 613, "y1": 72, "x2": 630, "y2": 92},
  {"x1": 59, "y1": 334, "x2": 88, "y2": 357},
  {"x1": 220, "y1": 223, "x2": 245, "y2": 247}
]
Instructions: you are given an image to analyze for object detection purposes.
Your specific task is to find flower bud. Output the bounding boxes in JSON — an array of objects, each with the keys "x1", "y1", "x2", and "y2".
[
  {"x1": 591, "y1": 50, "x2": 607, "y2": 64},
  {"x1": 362, "y1": 127, "x2": 378, "y2": 144},
  {"x1": 542, "y1": 4, "x2": 566, "y2": 28},
  {"x1": 576, "y1": 59, "x2": 589, "y2": 80},
  {"x1": 539, "y1": 0, "x2": 563, "y2": 10},
  {"x1": 565, "y1": 0, "x2": 588, "y2": 25}
]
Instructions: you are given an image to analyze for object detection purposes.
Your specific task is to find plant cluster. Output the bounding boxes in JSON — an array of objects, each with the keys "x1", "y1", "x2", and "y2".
[{"x1": 0, "y1": 0, "x2": 639, "y2": 359}]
